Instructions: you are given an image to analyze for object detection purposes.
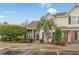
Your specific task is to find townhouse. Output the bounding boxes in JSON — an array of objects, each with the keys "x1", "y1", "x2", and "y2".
[{"x1": 26, "y1": 4, "x2": 79, "y2": 43}]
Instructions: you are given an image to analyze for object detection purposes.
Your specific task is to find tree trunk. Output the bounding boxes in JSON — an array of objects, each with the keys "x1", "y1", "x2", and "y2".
[{"x1": 44, "y1": 33, "x2": 48, "y2": 43}]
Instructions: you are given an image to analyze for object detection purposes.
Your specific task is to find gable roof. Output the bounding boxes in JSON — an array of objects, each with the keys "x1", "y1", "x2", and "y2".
[
  {"x1": 56, "y1": 12, "x2": 66, "y2": 16},
  {"x1": 27, "y1": 4, "x2": 79, "y2": 30},
  {"x1": 47, "y1": 4, "x2": 79, "y2": 16},
  {"x1": 27, "y1": 21, "x2": 38, "y2": 30},
  {"x1": 65, "y1": 4, "x2": 79, "y2": 15}
]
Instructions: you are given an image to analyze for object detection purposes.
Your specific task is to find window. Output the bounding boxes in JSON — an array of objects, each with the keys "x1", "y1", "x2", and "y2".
[
  {"x1": 71, "y1": 16, "x2": 76, "y2": 24},
  {"x1": 77, "y1": 31, "x2": 79, "y2": 40},
  {"x1": 27, "y1": 31, "x2": 32, "y2": 39},
  {"x1": 29, "y1": 32, "x2": 32, "y2": 39},
  {"x1": 69, "y1": 16, "x2": 79, "y2": 24},
  {"x1": 77, "y1": 16, "x2": 79, "y2": 24}
]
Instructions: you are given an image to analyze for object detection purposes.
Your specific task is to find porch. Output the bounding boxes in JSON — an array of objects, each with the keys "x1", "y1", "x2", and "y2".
[
  {"x1": 26, "y1": 28, "x2": 79, "y2": 44},
  {"x1": 26, "y1": 29, "x2": 40, "y2": 41},
  {"x1": 63, "y1": 30, "x2": 79, "y2": 43}
]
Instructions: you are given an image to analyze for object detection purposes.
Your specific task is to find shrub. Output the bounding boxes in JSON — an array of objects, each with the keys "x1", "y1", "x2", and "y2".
[
  {"x1": 0, "y1": 35, "x2": 12, "y2": 41},
  {"x1": 25, "y1": 39, "x2": 33, "y2": 43},
  {"x1": 0, "y1": 25, "x2": 26, "y2": 41},
  {"x1": 53, "y1": 27, "x2": 63, "y2": 42}
]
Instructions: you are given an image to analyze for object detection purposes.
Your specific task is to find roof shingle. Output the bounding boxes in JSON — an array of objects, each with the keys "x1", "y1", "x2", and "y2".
[{"x1": 27, "y1": 21, "x2": 38, "y2": 30}]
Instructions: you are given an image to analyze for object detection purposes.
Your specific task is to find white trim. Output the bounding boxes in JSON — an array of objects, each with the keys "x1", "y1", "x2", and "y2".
[
  {"x1": 65, "y1": 5, "x2": 78, "y2": 16},
  {"x1": 32, "y1": 30, "x2": 33, "y2": 39},
  {"x1": 62, "y1": 29, "x2": 79, "y2": 31},
  {"x1": 70, "y1": 16, "x2": 79, "y2": 25},
  {"x1": 68, "y1": 32, "x2": 71, "y2": 42}
]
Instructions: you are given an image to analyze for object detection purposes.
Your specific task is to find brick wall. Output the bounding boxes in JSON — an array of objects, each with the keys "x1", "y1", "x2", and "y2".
[{"x1": 71, "y1": 31, "x2": 77, "y2": 43}]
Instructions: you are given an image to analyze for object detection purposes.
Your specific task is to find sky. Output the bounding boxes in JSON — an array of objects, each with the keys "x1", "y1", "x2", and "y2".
[{"x1": 0, "y1": 3, "x2": 76, "y2": 24}]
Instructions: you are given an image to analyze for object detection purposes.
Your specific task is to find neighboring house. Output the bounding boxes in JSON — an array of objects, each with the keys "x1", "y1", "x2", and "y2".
[{"x1": 27, "y1": 4, "x2": 79, "y2": 43}]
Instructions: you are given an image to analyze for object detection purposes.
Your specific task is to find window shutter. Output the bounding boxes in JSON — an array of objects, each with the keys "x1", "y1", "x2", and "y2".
[{"x1": 69, "y1": 16, "x2": 71, "y2": 24}]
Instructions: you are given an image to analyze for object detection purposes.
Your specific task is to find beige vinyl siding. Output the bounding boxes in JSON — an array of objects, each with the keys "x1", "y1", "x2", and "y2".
[
  {"x1": 55, "y1": 17, "x2": 68, "y2": 26},
  {"x1": 67, "y1": 7, "x2": 79, "y2": 26},
  {"x1": 55, "y1": 6, "x2": 79, "y2": 27},
  {"x1": 69, "y1": 7, "x2": 79, "y2": 16}
]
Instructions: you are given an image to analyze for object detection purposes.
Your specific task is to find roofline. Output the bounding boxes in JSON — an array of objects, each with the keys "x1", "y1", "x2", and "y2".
[
  {"x1": 55, "y1": 4, "x2": 78, "y2": 16},
  {"x1": 65, "y1": 4, "x2": 79, "y2": 16}
]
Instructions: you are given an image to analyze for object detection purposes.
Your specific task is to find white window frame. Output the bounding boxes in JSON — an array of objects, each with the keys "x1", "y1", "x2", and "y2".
[
  {"x1": 77, "y1": 31, "x2": 79, "y2": 40},
  {"x1": 27, "y1": 31, "x2": 32, "y2": 39},
  {"x1": 77, "y1": 16, "x2": 79, "y2": 24},
  {"x1": 71, "y1": 16, "x2": 77, "y2": 24},
  {"x1": 70, "y1": 16, "x2": 79, "y2": 24}
]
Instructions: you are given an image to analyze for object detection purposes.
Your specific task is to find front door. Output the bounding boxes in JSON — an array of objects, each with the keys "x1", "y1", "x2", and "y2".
[{"x1": 36, "y1": 34, "x2": 39, "y2": 40}]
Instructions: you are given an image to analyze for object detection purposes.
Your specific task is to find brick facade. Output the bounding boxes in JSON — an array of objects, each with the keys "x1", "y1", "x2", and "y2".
[{"x1": 71, "y1": 31, "x2": 77, "y2": 43}]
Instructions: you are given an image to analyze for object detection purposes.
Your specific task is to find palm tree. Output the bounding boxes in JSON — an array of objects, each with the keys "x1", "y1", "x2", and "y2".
[{"x1": 37, "y1": 15, "x2": 56, "y2": 42}]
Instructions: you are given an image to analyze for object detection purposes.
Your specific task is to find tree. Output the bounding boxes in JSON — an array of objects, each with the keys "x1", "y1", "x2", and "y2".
[
  {"x1": 21, "y1": 20, "x2": 28, "y2": 39},
  {"x1": 2, "y1": 21, "x2": 9, "y2": 25},
  {"x1": 0, "y1": 25, "x2": 26, "y2": 41},
  {"x1": 37, "y1": 16, "x2": 56, "y2": 42},
  {"x1": 53, "y1": 27, "x2": 63, "y2": 42}
]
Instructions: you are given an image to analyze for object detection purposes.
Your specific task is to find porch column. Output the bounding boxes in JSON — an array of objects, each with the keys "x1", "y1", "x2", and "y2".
[
  {"x1": 35, "y1": 31, "x2": 36, "y2": 41},
  {"x1": 68, "y1": 31, "x2": 71, "y2": 43},
  {"x1": 39, "y1": 29, "x2": 43, "y2": 40},
  {"x1": 32, "y1": 29, "x2": 34, "y2": 39},
  {"x1": 35, "y1": 31, "x2": 38, "y2": 41}
]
